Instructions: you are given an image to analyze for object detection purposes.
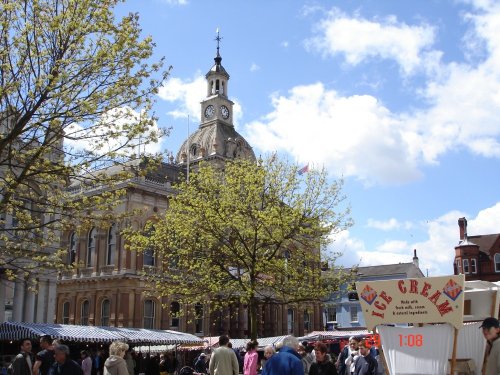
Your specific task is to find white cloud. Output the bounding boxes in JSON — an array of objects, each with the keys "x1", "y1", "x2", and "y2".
[
  {"x1": 64, "y1": 107, "x2": 163, "y2": 156},
  {"x1": 367, "y1": 218, "x2": 413, "y2": 231},
  {"x1": 305, "y1": 8, "x2": 436, "y2": 75},
  {"x1": 332, "y1": 202, "x2": 500, "y2": 276},
  {"x1": 246, "y1": 4, "x2": 500, "y2": 184},
  {"x1": 158, "y1": 75, "x2": 205, "y2": 120},
  {"x1": 250, "y1": 63, "x2": 260, "y2": 72},
  {"x1": 158, "y1": 74, "x2": 244, "y2": 128},
  {"x1": 162, "y1": 0, "x2": 188, "y2": 5},
  {"x1": 281, "y1": 41, "x2": 289, "y2": 48},
  {"x1": 246, "y1": 83, "x2": 421, "y2": 185}
]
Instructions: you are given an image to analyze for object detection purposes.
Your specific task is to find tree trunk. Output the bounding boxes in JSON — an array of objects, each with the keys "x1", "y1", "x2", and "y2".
[{"x1": 248, "y1": 297, "x2": 258, "y2": 340}]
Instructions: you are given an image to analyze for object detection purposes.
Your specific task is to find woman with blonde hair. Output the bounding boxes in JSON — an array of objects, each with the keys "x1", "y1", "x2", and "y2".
[{"x1": 104, "y1": 341, "x2": 130, "y2": 375}]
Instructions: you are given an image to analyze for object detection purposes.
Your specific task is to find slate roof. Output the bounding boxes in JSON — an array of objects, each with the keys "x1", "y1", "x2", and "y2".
[
  {"x1": 353, "y1": 262, "x2": 425, "y2": 279},
  {"x1": 465, "y1": 234, "x2": 500, "y2": 256}
]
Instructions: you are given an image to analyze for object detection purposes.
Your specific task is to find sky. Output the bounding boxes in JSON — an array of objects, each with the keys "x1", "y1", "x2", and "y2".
[{"x1": 115, "y1": 0, "x2": 500, "y2": 276}]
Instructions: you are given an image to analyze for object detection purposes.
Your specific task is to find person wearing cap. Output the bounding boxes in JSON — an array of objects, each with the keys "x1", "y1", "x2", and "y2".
[{"x1": 481, "y1": 317, "x2": 500, "y2": 375}]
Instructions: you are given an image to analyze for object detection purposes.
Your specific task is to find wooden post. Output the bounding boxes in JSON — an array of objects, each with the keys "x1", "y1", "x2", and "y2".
[
  {"x1": 374, "y1": 326, "x2": 390, "y2": 375},
  {"x1": 450, "y1": 327, "x2": 459, "y2": 375}
]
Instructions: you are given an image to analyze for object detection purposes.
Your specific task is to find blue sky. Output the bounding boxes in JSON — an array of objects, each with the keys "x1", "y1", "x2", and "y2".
[{"x1": 116, "y1": 0, "x2": 500, "y2": 276}]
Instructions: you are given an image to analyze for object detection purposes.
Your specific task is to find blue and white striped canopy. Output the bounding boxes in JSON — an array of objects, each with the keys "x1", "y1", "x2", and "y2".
[{"x1": 0, "y1": 321, "x2": 204, "y2": 345}]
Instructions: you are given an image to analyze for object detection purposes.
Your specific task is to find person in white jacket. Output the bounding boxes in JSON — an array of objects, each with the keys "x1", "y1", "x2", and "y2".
[{"x1": 104, "y1": 341, "x2": 130, "y2": 375}]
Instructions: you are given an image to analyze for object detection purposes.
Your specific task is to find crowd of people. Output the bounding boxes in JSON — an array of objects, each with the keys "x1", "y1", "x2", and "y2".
[
  {"x1": 201, "y1": 335, "x2": 382, "y2": 375},
  {"x1": 5, "y1": 334, "x2": 385, "y2": 375},
  {"x1": 5, "y1": 336, "x2": 180, "y2": 375}
]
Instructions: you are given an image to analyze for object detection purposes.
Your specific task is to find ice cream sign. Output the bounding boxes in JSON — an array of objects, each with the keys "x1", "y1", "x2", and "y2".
[{"x1": 355, "y1": 275, "x2": 465, "y2": 330}]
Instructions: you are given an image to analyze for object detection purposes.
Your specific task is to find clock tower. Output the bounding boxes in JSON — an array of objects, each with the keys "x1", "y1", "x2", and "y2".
[
  {"x1": 201, "y1": 30, "x2": 234, "y2": 127},
  {"x1": 176, "y1": 31, "x2": 255, "y2": 166}
]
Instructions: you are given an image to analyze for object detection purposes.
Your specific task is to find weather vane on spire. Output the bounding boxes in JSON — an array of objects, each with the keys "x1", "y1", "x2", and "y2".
[{"x1": 215, "y1": 27, "x2": 222, "y2": 57}]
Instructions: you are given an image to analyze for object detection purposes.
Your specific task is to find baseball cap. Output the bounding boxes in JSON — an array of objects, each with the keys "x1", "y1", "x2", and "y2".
[{"x1": 480, "y1": 317, "x2": 500, "y2": 329}]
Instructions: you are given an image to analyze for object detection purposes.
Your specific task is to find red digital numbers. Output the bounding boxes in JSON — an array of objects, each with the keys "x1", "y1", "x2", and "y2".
[{"x1": 398, "y1": 334, "x2": 423, "y2": 347}]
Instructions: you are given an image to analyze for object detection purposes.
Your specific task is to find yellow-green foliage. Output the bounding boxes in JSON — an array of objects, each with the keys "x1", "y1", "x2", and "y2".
[
  {"x1": 0, "y1": 0, "x2": 168, "y2": 281},
  {"x1": 126, "y1": 156, "x2": 353, "y2": 338}
]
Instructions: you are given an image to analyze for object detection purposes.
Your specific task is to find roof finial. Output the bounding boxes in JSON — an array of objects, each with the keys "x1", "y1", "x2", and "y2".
[{"x1": 214, "y1": 28, "x2": 223, "y2": 64}]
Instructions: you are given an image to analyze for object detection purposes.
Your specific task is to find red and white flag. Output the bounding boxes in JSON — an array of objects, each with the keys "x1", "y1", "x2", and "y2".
[{"x1": 298, "y1": 164, "x2": 309, "y2": 175}]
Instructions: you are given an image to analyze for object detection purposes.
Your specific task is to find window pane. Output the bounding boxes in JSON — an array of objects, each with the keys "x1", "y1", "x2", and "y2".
[
  {"x1": 107, "y1": 224, "x2": 116, "y2": 265},
  {"x1": 195, "y1": 303, "x2": 203, "y2": 334},
  {"x1": 63, "y1": 302, "x2": 70, "y2": 324},
  {"x1": 81, "y1": 301, "x2": 89, "y2": 325},
  {"x1": 463, "y1": 259, "x2": 469, "y2": 274},
  {"x1": 350, "y1": 306, "x2": 358, "y2": 322},
  {"x1": 101, "y1": 299, "x2": 110, "y2": 326},
  {"x1": 287, "y1": 309, "x2": 294, "y2": 334},
  {"x1": 69, "y1": 233, "x2": 76, "y2": 264},
  {"x1": 87, "y1": 228, "x2": 96, "y2": 267},
  {"x1": 327, "y1": 307, "x2": 337, "y2": 322},
  {"x1": 471, "y1": 259, "x2": 477, "y2": 274},
  {"x1": 171, "y1": 302, "x2": 180, "y2": 327},
  {"x1": 144, "y1": 300, "x2": 155, "y2": 329}
]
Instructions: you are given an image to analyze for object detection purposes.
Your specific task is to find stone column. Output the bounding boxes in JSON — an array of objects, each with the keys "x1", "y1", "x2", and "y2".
[
  {"x1": 35, "y1": 279, "x2": 48, "y2": 323},
  {"x1": 24, "y1": 287, "x2": 36, "y2": 322},
  {"x1": 0, "y1": 276, "x2": 6, "y2": 322},
  {"x1": 46, "y1": 277, "x2": 57, "y2": 323},
  {"x1": 12, "y1": 274, "x2": 25, "y2": 322}
]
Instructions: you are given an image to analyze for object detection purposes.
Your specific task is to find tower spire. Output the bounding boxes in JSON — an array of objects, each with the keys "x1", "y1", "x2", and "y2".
[{"x1": 214, "y1": 28, "x2": 223, "y2": 65}]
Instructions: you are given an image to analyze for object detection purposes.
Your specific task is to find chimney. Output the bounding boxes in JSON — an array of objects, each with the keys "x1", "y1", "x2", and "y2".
[
  {"x1": 458, "y1": 217, "x2": 467, "y2": 240},
  {"x1": 413, "y1": 249, "x2": 419, "y2": 268}
]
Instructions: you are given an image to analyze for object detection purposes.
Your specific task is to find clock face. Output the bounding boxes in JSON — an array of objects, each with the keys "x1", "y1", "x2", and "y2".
[
  {"x1": 220, "y1": 105, "x2": 230, "y2": 119},
  {"x1": 204, "y1": 105, "x2": 215, "y2": 119}
]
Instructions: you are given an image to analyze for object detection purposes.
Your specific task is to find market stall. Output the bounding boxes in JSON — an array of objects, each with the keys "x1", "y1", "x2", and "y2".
[{"x1": 0, "y1": 321, "x2": 204, "y2": 345}]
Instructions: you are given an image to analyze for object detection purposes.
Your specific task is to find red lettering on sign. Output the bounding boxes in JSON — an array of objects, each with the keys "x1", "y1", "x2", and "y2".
[
  {"x1": 372, "y1": 310, "x2": 384, "y2": 318},
  {"x1": 380, "y1": 291, "x2": 392, "y2": 304},
  {"x1": 374, "y1": 301, "x2": 386, "y2": 310},
  {"x1": 398, "y1": 280, "x2": 407, "y2": 293},
  {"x1": 428, "y1": 290, "x2": 441, "y2": 305},
  {"x1": 410, "y1": 280, "x2": 418, "y2": 294},
  {"x1": 420, "y1": 282, "x2": 432, "y2": 297},
  {"x1": 436, "y1": 300, "x2": 453, "y2": 316}
]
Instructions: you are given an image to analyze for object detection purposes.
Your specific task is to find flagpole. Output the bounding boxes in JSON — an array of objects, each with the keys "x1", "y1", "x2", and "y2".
[{"x1": 187, "y1": 114, "x2": 190, "y2": 183}]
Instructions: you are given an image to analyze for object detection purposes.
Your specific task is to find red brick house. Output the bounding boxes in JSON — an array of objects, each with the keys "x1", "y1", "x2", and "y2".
[{"x1": 454, "y1": 217, "x2": 500, "y2": 281}]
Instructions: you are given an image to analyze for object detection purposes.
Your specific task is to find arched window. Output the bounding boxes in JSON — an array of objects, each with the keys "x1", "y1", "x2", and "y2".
[
  {"x1": 304, "y1": 310, "x2": 311, "y2": 331},
  {"x1": 62, "y1": 302, "x2": 70, "y2": 324},
  {"x1": 144, "y1": 300, "x2": 155, "y2": 329},
  {"x1": 456, "y1": 259, "x2": 462, "y2": 274},
  {"x1": 287, "y1": 308, "x2": 294, "y2": 334},
  {"x1": 68, "y1": 232, "x2": 76, "y2": 265},
  {"x1": 143, "y1": 225, "x2": 155, "y2": 267},
  {"x1": 81, "y1": 300, "x2": 90, "y2": 325},
  {"x1": 101, "y1": 299, "x2": 110, "y2": 326},
  {"x1": 87, "y1": 228, "x2": 96, "y2": 267},
  {"x1": 495, "y1": 254, "x2": 500, "y2": 273},
  {"x1": 170, "y1": 301, "x2": 180, "y2": 328},
  {"x1": 107, "y1": 224, "x2": 116, "y2": 265},
  {"x1": 194, "y1": 303, "x2": 203, "y2": 334}
]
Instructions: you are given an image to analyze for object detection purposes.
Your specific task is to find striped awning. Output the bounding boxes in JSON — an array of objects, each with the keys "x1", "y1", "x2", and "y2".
[
  {"x1": 0, "y1": 322, "x2": 204, "y2": 345},
  {"x1": 100, "y1": 327, "x2": 204, "y2": 345},
  {"x1": 202, "y1": 335, "x2": 289, "y2": 350},
  {"x1": 298, "y1": 329, "x2": 370, "y2": 342}
]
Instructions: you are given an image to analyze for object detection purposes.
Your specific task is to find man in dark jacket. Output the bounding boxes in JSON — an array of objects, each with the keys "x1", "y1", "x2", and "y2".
[
  {"x1": 49, "y1": 344, "x2": 83, "y2": 375},
  {"x1": 353, "y1": 341, "x2": 377, "y2": 375},
  {"x1": 262, "y1": 336, "x2": 303, "y2": 375},
  {"x1": 11, "y1": 339, "x2": 34, "y2": 375},
  {"x1": 33, "y1": 336, "x2": 55, "y2": 375}
]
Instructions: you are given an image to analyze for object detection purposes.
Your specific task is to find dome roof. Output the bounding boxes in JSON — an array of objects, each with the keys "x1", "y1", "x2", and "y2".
[{"x1": 176, "y1": 122, "x2": 255, "y2": 164}]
